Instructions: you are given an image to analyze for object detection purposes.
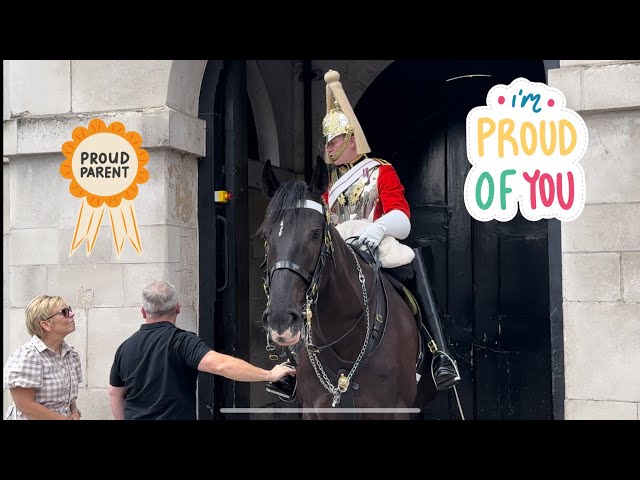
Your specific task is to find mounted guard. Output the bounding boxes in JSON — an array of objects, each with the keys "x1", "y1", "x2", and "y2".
[{"x1": 265, "y1": 69, "x2": 461, "y2": 402}]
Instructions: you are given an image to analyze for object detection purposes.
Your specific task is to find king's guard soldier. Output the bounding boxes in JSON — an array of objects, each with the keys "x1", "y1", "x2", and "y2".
[
  {"x1": 266, "y1": 69, "x2": 461, "y2": 401},
  {"x1": 322, "y1": 68, "x2": 461, "y2": 392}
]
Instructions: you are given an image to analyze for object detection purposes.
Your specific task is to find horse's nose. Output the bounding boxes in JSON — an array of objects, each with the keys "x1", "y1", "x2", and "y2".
[
  {"x1": 262, "y1": 308, "x2": 302, "y2": 333},
  {"x1": 283, "y1": 309, "x2": 302, "y2": 330}
]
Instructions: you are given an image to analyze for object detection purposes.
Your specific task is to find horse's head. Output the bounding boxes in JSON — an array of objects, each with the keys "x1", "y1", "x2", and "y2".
[{"x1": 259, "y1": 156, "x2": 329, "y2": 346}]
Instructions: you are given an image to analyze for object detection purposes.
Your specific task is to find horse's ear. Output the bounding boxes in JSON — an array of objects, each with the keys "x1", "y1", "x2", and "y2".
[
  {"x1": 308, "y1": 156, "x2": 328, "y2": 198},
  {"x1": 262, "y1": 159, "x2": 280, "y2": 199}
]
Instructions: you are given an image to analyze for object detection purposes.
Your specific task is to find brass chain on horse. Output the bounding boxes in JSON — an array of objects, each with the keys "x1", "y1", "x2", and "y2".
[{"x1": 305, "y1": 244, "x2": 371, "y2": 407}]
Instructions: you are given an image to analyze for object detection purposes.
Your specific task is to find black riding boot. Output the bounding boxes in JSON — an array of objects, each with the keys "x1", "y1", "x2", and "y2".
[{"x1": 411, "y1": 248, "x2": 461, "y2": 391}]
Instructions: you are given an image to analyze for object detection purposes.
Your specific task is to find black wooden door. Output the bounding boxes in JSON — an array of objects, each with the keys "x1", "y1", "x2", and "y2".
[
  {"x1": 218, "y1": 60, "x2": 251, "y2": 417},
  {"x1": 473, "y1": 208, "x2": 552, "y2": 419},
  {"x1": 356, "y1": 60, "x2": 552, "y2": 419},
  {"x1": 198, "y1": 60, "x2": 250, "y2": 419}
]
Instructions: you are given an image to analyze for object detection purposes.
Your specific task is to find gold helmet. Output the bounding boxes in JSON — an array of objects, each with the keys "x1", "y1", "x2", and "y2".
[{"x1": 322, "y1": 70, "x2": 370, "y2": 163}]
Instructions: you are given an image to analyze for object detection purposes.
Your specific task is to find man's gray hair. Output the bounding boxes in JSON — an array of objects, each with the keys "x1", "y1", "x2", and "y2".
[{"x1": 142, "y1": 281, "x2": 178, "y2": 316}]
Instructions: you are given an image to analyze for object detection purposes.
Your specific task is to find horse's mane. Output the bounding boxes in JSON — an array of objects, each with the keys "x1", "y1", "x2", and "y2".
[{"x1": 258, "y1": 180, "x2": 316, "y2": 237}]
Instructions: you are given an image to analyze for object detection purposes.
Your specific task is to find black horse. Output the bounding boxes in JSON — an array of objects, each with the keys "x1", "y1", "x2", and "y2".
[{"x1": 259, "y1": 156, "x2": 436, "y2": 419}]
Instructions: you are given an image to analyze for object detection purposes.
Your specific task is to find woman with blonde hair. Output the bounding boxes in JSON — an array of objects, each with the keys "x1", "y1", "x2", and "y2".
[{"x1": 3, "y1": 295, "x2": 83, "y2": 420}]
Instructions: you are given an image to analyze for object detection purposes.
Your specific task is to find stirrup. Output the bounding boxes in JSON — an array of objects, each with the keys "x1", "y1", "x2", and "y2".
[
  {"x1": 431, "y1": 351, "x2": 461, "y2": 391},
  {"x1": 265, "y1": 375, "x2": 297, "y2": 401}
]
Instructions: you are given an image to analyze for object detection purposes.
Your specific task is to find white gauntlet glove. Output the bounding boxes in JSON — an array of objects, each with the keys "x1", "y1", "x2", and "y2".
[
  {"x1": 357, "y1": 222, "x2": 387, "y2": 250},
  {"x1": 357, "y1": 210, "x2": 411, "y2": 250}
]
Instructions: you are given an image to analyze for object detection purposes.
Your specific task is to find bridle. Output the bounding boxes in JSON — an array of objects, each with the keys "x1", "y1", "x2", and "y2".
[
  {"x1": 261, "y1": 199, "x2": 334, "y2": 339},
  {"x1": 261, "y1": 197, "x2": 382, "y2": 406}
]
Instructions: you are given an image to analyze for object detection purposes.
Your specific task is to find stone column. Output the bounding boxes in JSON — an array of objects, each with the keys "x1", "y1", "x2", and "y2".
[
  {"x1": 3, "y1": 60, "x2": 205, "y2": 419},
  {"x1": 549, "y1": 60, "x2": 640, "y2": 419}
]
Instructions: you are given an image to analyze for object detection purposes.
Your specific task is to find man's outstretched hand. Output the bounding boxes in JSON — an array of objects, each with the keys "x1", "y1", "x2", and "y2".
[{"x1": 269, "y1": 362, "x2": 296, "y2": 382}]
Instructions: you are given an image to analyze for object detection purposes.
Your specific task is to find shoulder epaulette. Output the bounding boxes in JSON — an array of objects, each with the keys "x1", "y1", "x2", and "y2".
[{"x1": 372, "y1": 158, "x2": 392, "y2": 166}]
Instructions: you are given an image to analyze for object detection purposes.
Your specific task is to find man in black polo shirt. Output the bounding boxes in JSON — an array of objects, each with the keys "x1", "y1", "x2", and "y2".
[{"x1": 108, "y1": 280, "x2": 295, "y2": 420}]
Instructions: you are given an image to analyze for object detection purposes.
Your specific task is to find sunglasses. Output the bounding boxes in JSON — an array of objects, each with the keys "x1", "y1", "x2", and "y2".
[{"x1": 45, "y1": 306, "x2": 73, "y2": 320}]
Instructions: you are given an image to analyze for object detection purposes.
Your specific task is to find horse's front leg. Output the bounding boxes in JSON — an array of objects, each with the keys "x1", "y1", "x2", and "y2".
[
  {"x1": 302, "y1": 411, "x2": 319, "y2": 420},
  {"x1": 298, "y1": 392, "x2": 344, "y2": 420}
]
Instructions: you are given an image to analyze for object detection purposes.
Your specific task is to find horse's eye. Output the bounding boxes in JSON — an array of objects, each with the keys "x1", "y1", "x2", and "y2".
[{"x1": 311, "y1": 228, "x2": 322, "y2": 240}]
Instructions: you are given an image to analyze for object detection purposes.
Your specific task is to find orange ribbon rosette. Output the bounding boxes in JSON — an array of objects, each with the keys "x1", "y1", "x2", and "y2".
[{"x1": 60, "y1": 119, "x2": 150, "y2": 256}]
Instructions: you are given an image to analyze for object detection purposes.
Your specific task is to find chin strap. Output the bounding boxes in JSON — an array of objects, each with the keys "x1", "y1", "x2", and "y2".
[{"x1": 374, "y1": 210, "x2": 411, "y2": 240}]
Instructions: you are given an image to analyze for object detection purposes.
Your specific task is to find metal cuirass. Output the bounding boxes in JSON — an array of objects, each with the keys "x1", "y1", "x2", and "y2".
[{"x1": 329, "y1": 163, "x2": 381, "y2": 223}]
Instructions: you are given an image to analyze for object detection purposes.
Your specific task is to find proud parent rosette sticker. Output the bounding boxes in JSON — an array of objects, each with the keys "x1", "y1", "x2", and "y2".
[
  {"x1": 60, "y1": 119, "x2": 150, "y2": 256},
  {"x1": 464, "y1": 77, "x2": 588, "y2": 222}
]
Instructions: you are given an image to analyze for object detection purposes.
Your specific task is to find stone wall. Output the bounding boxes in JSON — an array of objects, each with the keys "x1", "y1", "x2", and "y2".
[
  {"x1": 3, "y1": 60, "x2": 204, "y2": 419},
  {"x1": 3, "y1": 158, "x2": 10, "y2": 413},
  {"x1": 550, "y1": 60, "x2": 640, "y2": 420}
]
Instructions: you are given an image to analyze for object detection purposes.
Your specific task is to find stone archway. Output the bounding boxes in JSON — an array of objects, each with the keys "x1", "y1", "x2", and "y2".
[
  {"x1": 167, "y1": 60, "x2": 208, "y2": 116},
  {"x1": 247, "y1": 60, "x2": 280, "y2": 166}
]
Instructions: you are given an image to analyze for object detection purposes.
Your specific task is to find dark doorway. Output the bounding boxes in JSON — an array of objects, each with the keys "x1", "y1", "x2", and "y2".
[
  {"x1": 356, "y1": 60, "x2": 559, "y2": 419},
  {"x1": 198, "y1": 60, "x2": 251, "y2": 419}
]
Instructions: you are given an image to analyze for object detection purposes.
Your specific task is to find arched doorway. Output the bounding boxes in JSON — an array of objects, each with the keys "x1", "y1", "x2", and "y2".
[
  {"x1": 197, "y1": 60, "x2": 301, "y2": 419},
  {"x1": 356, "y1": 60, "x2": 561, "y2": 419}
]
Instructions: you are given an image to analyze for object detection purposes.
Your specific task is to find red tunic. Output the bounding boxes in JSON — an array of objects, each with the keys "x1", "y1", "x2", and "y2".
[{"x1": 322, "y1": 162, "x2": 410, "y2": 221}]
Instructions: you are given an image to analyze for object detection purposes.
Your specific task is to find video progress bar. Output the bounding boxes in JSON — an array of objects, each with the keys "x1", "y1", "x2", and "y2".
[{"x1": 220, "y1": 408, "x2": 420, "y2": 414}]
